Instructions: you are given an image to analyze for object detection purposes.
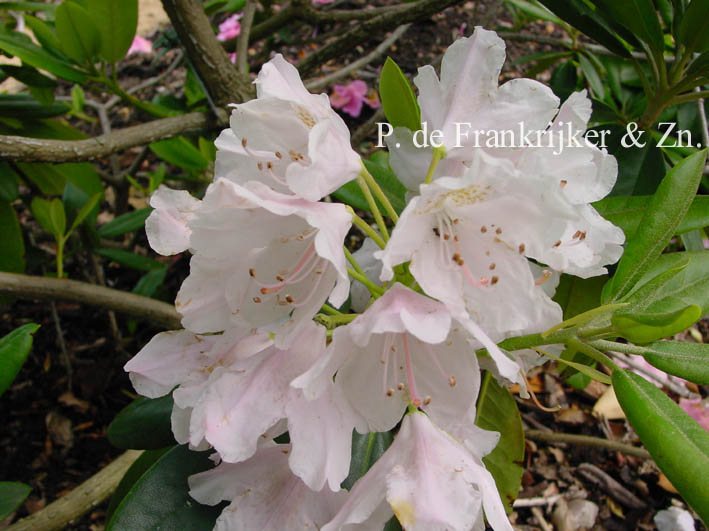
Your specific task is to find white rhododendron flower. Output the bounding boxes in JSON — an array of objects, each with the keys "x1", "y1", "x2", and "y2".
[
  {"x1": 322, "y1": 412, "x2": 512, "y2": 531},
  {"x1": 214, "y1": 54, "x2": 361, "y2": 201},
  {"x1": 189, "y1": 444, "x2": 348, "y2": 531},
  {"x1": 145, "y1": 185, "x2": 201, "y2": 256}
]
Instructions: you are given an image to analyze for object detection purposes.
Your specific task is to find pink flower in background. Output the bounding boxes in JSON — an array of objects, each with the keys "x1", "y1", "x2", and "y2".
[
  {"x1": 679, "y1": 397, "x2": 709, "y2": 432},
  {"x1": 330, "y1": 80, "x2": 380, "y2": 118},
  {"x1": 228, "y1": 52, "x2": 237, "y2": 64},
  {"x1": 217, "y1": 14, "x2": 241, "y2": 41},
  {"x1": 127, "y1": 36, "x2": 152, "y2": 56}
]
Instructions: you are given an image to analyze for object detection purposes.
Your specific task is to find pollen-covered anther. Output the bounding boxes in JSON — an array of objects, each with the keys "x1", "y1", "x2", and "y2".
[
  {"x1": 423, "y1": 396, "x2": 432, "y2": 406},
  {"x1": 495, "y1": 227, "x2": 502, "y2": 235},
  {"x1": 452, "y1": 252, "x2": 464, "y2": 266},
  {"x1": 285, "y1": 295, "x2": 294, "y2": 303},
  {"x1": 535, "y1": 270, "x2": 552, "y2": 286},
  {"x1": 480, "y1": 226, "x2": 487, "y2": 233},
  {"x1": 443, "y1": 233, "x2": 450, "y2": 240},
  {"x1": 489, "y1": 263, "x2": 496, "y2": 270},
  {"x1": 448, "y1": 376, "x2": 456, "y2": 387},
  {"x1": 289, "y1": 149, "x2": 305, "y2": 162},
  {"x1": 560, "y1": 179, "x2": 567, "y2": 187},
  {"x1": 249, "y1": 268, "x2": 256, "y2": 277},
  {"x1": 397, "y1": 383, "x2": 405, "y2": 391},
  {"x1": 267, "y1": 162, "x2": 273, "y2": 170},
  {"x1": 253, "y1": 296, "x2": 262, "y2": 303},
  {"x1": 491, "y1": 275, "x2": 499, "y2": 285},
  {"x1": 386, "y1": 388, "x2": 395, "y2": 397},
  {"x1": 518, "y1": 243, "x2": 526, "y2": 254},
  {"x1": 257, "y1": 161, "x2": 263, "y2": 171},
  {"x1": 553, "y1": 240, "x2": 562, "y2": 248},
  {"x1": 275, "y1": 151, "x2": 282, "y2": 159},
  {"x1": 241, "y1": 137, "x2": 248, "y2": 148}
]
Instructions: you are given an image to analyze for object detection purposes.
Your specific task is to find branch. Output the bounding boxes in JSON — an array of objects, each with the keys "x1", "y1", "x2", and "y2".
[
  {"x1": 0, "y1": 111, "x2": 224, "y2": 163},
  {"x1": 0, "y1": 272, "x2": 181, "y2": 329},
  {"x1": 161, "y1": 0, "x2": 255, "y2": 107},
  {"x1": 299, "y1": 4, "x2": 412, "y2": 23},
  {"x1": 296, "y1": 0, "x2": 464, "y2": 76},
  {"x1": 525, "y1": 429, "x2": 651, "y2": 459},
  {"x1": 237, "y1": 0, "x2": 258, "y2": 74},
  {"x1": 7, "y1": 450, "x2": 143, "y2": 531}
]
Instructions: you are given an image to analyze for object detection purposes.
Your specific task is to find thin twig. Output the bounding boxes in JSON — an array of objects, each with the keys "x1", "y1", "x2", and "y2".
[
  {"x1": 237, "y1": 0, "x2": 258, "y2": 74},
  {"x1": 577, "y1": 463, "x2": 647, "y2": 509},
  {"x1": 525, "y1": 429, "x2": 651, "y2": 459},
  {"x1": 305, "y1": 24, "x2": 410, "y2": 91},
  {"x1": 49, "y1": 300, "x2": 72, "y2": 390},
  {"x1": 531, "y1": 506, "x2": 554, "y2": 531},
  {"x1": 513, "y1": 494, "x2": 563, "y2": 508},
  {"x1": 7, "y1": 450, "x2": 143, "y2": 531},
  {"x1": 0, "y1": 272, "x2": 181, "y2": 329}
]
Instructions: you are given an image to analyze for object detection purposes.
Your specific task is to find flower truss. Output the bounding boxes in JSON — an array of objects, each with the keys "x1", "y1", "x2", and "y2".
[{"x1": 125, "y1": 27, "x2": 624, "y2": 531}]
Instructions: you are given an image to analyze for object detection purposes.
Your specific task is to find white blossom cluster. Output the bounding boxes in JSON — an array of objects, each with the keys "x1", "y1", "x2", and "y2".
[{"x1": 125, "y1": 27, "x2": 624, "y2": 531}]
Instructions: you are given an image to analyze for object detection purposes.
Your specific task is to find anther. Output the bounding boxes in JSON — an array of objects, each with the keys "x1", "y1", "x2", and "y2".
[
  {"x1": 423, "y1": 396, "x2": 432, "y2": 405},
  {"x1": 489, "y1": 263, "x2": 496, "y2": 270},
  {"x1": 518, "y1": 243, "x2": 525, "y2": 254},
  {"x1": 443, "y1": 233, "x2": 450, "y2": 240},
  {"x1": 560, "y1": 180, "x2": 567, "y2": 187},
  {"x1": 412, "y1": 398, "x2": 422, "y2": 407},
  {"x1": 241, "y1": 138, "x2": 247, "y2": 148},
  {"x1": 275, "y1": 151, "x2": 282, "y2": 159},
  {"x1": 397, "y1": 383, "x2": 405, "y2": 391},
  {"x1": 386, "y1": 388, "x2": 394, "y2": 397},
  {"x1": 495, "y1": 227, "x2": 502, "y2": 235},
  {"x1": 267, "y1": 162, "x2": 273, "y2": 170},
  {"x1": 491, "y1": 275, "x2": 499, "y2": 285},
  {"x1": 480, "y1": 226, "x2": 487, "y2": 233},
  {"x1": 535, "y1": 270, "x2": 552, "y2": 286},
  {"x1": 257, "y1": 162, "x2": 263, "y2": 171},
  {"x1": 553, "y1": 240, "x2": 562, "y2": 248},
  {"x1": 249, "y1": 268, "x2": 255, "y2": 277},
  {"x1": 285, "y1": 295, "x2": 294, "y2": 303},
  {"x1": 432, "y1": 227, "x2": 440, "y2": 237},
  {"x1": 253, "y1": 296, "x2": 261, "y2": 303},
  {"x1": 449, "y1": 376, "x2": 456, "y2": 387}
]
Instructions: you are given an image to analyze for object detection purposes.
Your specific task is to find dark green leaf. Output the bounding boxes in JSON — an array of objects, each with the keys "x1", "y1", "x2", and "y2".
[
  {"x1": 0, "y1": 200, "x2": 25, "y2": 273},
  {"x1": 0, "y1": 162, "x2": 19, "y2": 202},
  {"x1": 605, "y1": 125, "x2": 667, "y2": 196},
  {"x1": 612, "y1": 369, "x2": 709, "y2": 521},
  {"x1": 603, "y1": 150, "x2": 707, "y2": 302},
  {"x1": 67, "y1": 191, "x2": 101, "y2": 235},
  {"x1": 549, "y1": 60, "x2": 579, "y2": 102},
  {"x1": 592, "y1": 0, "x2": 664, "y2": 53},
  {"x1": 0, "y1": 323, "x2": 40, "y2": 396},
  {"x1": 0, "y1": 482, "x2": 32, "y2": 520},
  {"x1": 475, "y1": 372, "x2": 524, "y2": 512},
  {"x1": 97, "y1": 208, "x2": 152, "y2": 238},
  {"x1": 17, "y1": 163, "x2": 66, "y2": 195},
  {"x1": 88, "y1": 0, "x2": 138, "y2": 63},
  {"x1": 55, "y1": 1, "x2": 100, "y2": 64},
  {"x1": 593, "y1": 194, "x2": 709, "y2": 239},
  {"x1": 0, "y1": 64, "x2": 57, "y2": 88},
  {"x1": 0, "y1": 94, "x2": 69, "y2": 119},
  {"x1": 132, "y1": 268, "x2": 166, "y2": 299},
  {"x1": 106, "y1": 445, "x2": 223, "y2": 531},
  {"x1": 578, "y1": 53, "x2": 605, "y2": 99},
  {"x1": 150, "y1": 136, "x2": 208, "y2": 172},
  {"x1": 643, "y1": 341, "x2": 709, "y2": 385},
  {"x1": 553, "y1": 274, "x2": 607, "y2": 319},
  {"x1": 379, "y1": 57, "x2": 421, "y2": 132},
  {"x1": 107, "y1": 395, "x2": 175, "y2": 450},
  {"x1": 31, "y1": 197, "x2": 66, "y2": 240},
  {"x1": 0, "y1": 2, "x2": 56, "y2": 11},
  {"x1": 342, "y1": 430, "x2": 394, "y2": 490},
  {"x1": 678, "y1": 0, "x2": 709, "y2": 53},
  {"x1": 23, "y1": 15, "x2": 63, "y2": 56},
  {"x1": 95, "y1": 248, "x2": 164, "y2": 271},
  {"x1": 0, "y1": 33, "x2": 87, "y2": 82},
  {"x1": 106, "y1": 448, "x2": 171, "y2": 521}
]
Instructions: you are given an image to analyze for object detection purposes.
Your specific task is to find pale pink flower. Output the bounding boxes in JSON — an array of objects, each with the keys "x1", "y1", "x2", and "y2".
[
  {"x1": 216, "y1": 14, "x2": 241, "y2": 42},
  {"x1": 330, "y1": 80, "x2": 380, "y2": 118},
  {"x1": 679, "y1": 397, "x2": 709, "y2": 432},
  {"x1": 189, "y1": 444, "x2": 348, "y2": 531},
  {"x1": 127, "y1": 36, "x2": 152, "y2": 55},
  {"x1": 145, "y1": 185, "x2": 201, "y2": 256},
  {"x1": 228, "y1": 52, "x2": 237, "y2": 64},
  {"x1": 214, "y1": 54, "x2": 361, "y2": 201},
  {"x1": 322, "y1": 412, "x2": 512, "y2": 531}
]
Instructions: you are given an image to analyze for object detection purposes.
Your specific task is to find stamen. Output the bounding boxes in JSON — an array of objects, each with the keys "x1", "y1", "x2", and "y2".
[
  {"x1": 402, "y1": 334, "x2": 422, "y2": 408},
  {"x1": 449, "y1": 376, "x2": 456, "y2": 387},
  {"x1": 291, "y1": 260, "x2": 328, "y2": 308},
  {"x1": 535, "y1": 270, "x2": 552, "y2": 286},
  {"x1": 423, "y1": 396, "x2": 432, "y2": 405},
  {"x1": 253, "y1": 243, "x2": 317, "y2": 293},
  {"x1": 518, "y1": 243, "x2": 525, "y2": 254},
  {"x1": 386, "y1": 388, "x2": 394, "y2": 397},
  {"x1": 381, "y1": 334, "x2": 394, "y2": 396}
]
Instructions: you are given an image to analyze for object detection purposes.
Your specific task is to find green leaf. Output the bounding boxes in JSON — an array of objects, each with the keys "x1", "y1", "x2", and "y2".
[
  {"x1": 593, "y1": 194, "x2": 709, "y2": 239},
  {"x1": 0, "y1": 200, "x2": 25, "y2": 273},
  {"x1": 95, "y1": 248, "x2": 165, "y2": 271},
  {"x1": 603, "y1": 150, "x2": 707, "y2": 302},
  {"x1": 612, "y1": 369, "x2": 709, "y2": 521},
  {"x1": 106, "y1": 448, "x2": 171, "y2": 521},
  {"x1": 678, "y1": 0, "x2": 709, "y2": 54},
  {"x1": 475, "y1": 372, "x2": 524, "y2": 512},
  {"x1": 107, "y1": 395, "x2": 175, "y2": 450},
  {"x1": 605, "y1": 125, "x2": 667, "y2": 196},
  {"x1": 0, "y1": 33, "x2": 87, "y2": 82},
  {"x1": 55, "y1": 1, "x2": 100, "y2": 64},
  {"x1": 0, "y1": 482, "x2": 32, "y2": 520},
  {"x1": 612, "y1": 304, "x2": 702, "y2": 343},
  {"x1": 0, "y1": 163, "x2": 19, "y2": 202},
  {"x1": 578, "y1": 53, "x2": 605, "y2": 99},
  {"x1": 342, "y1": 430, "x2": 394, "y2": 490},
  {"x1": 17, "y1": 163, "x2": 66, "y2": 195},
  {"x1": 24, "y1": 15, "x2": 63, "y2": 56},
  {"x1": 31, "y1": 197, "x2": 66, "y2": 240},
  {"x1": 538, "y1": 347, "x2": 612, "y2": 384},
  {"x1": 553, "y1": 274, "x2": 607, "y2": 319},
  {"x1": 67, "y1": 191, "x2": 101, "y2": 235},
  {"x1": 106, "y1": 445, "x2": 223, "y2": 531},
  {"x1": 643, "y1": 341, "x2": 709, "y2": 385},
  {"x1": 0, "y1": 64, "x2": 57, "y2": 89},
  {"x1": 132, "y1": 268, "x2": 166, "y2": 299},
  {"x1": 0, "y1": 323, "x2": 40, "y2": 396},
  {"x1": 0, "y1": 2, "x2": 56, "y2": 11},
  {"x1": 97, "y1": 208, "x2": 152, "y2": 238},
  {"x1": 150, "y1": 136, "x2": 208, "y2": 172},
  {"x1": 379, "y1": 57, "x2": 421, "y2": 132},
  {"x1": 88, "y1": 0, "x2": 138, "y2": 63},
  {"x1": 592, "y1": 0, "x2": 664, "y2": 53},
  {"x1": 0, "y1": 94, "x2": 69, "y2": 119}
]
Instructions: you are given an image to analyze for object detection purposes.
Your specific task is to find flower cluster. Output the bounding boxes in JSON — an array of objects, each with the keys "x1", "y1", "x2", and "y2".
[{"x1": 125, "y1": 28, "x2": 624, "y2": 530}]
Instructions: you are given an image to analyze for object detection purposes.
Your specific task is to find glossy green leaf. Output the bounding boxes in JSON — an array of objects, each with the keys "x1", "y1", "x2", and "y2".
[
  {"x1": 342, "y1": 430, "x2": 394, "y2": 490},
  {"x1": 0, "y1": 34, "x2": 87, "y2": 83},
  {"x1": 612, "y1": 304, "x2": 702, "y2": 343},
  {"x1": 578, "y1": 53, "x2": 605, "y2": 99},
  {"x1": 107, "y1": 395, "x2": 175, "y2": 450},
  {"x1": 55, "y1": 1, "x2": 100, "y2": 64},
  {"x1": 504, "y1": 0, "x2": 564, "y2": 24},
  {"x1": 0, "y1": 65, "x2": 57, "y2": 89},
  {"x1": 150, "y1": 136, "x2": 208, "y2": 172},
  {"x1": 67, "y1": 192, "x2": 101, "y2": 235},
  {"x1": 603, "y1": 150, "x2": 707, "y2": 302},
  {"x1": 0, "y1": 201, "x2": 25, "y2": 274},
  {"x1": 0, "y1": 2, "x2": 55, "y2": 11},
  {"x1": 593, "y1": 194, "x2": 709, "y2": 238},
  {"x1": 0, "y1": 482, "x2": 32, "y2": 520},
  {"x1": 0, "y1": 323, "x2": 40, "y2": 396},
  {"x1": 606, "y1": 125, "x2": 666, "y2": 196},
  {"x1": 612, "y1": 369, "x2": 709, "y2": 522},
  {"x1": 379, "y1": 57, "x2": 421, "y2": 132},
  {"x1": 0, "y1": 94, "x2": 69, "y2": 119},
  {"x1": 475, "y1": 372, "x2": 524, "y2": 512},
  {"x1": 88, "y1": 0, "x2": 138, "y2": 63},
  {"x1": 643, "y1": 341, "x2": 709, "y2": 385},
  {"x1": 95, "y1": 248, "x2": 165, "y2": 271},
  {"x1": 678, "y1": 0, "x2": 709, "y2": 54},
  {"x1": 31, "y1": 197, "x2": 66, "y2": 240},
  {"x1": 107, "y1": 445, "x2": 223, "y2": 531},
  {"x1": 106, "y1": 448, "x2": 171, "y2": 521},
  {"x1": 553, "y1": 274, "x2": 607, "y2": 319},
  {"x1": 592, "y1": 0, "x2": 664, "y2": 53},
  {"x1": 97, "y1": 208, "x2": 152, "y2": 238},
  {"x1": 24, "y1": 15, "x2": 62, "y2": 56}
]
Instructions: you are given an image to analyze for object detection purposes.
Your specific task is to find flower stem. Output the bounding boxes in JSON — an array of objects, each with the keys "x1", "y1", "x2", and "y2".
[
  {"x1": 347, "y1": 207, "x2": 386, "y2": 249},
  {"x1": 344, "y1": 247, "x2": 366, "y2": 276},
  {"x1": 347, "y1": 267, "x2": 384, "y2": 297},
  {"x1": 568, "y1": 337, "x2": 621, "y2": 372},
  {"x1": 357, "y1": 175, "x2": 389, "y2": 240},
  {"x1": 423, "y1": 146, "x2": 445, "y2": 184},
  {"x1": 56, "y1": 237, "x2": 65, "y2": 279},
  {"x1": 315, "y1": 312, "x2": 359, "y2": 329},
  {"x1": 359, "y1": 163, "x2": 399, "y2": 223},
  {"x1": 320, "y1": 303, "x2": 342, "y2": 316}
]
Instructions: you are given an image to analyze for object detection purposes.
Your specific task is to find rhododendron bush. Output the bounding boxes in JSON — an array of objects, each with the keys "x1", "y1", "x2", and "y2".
[{"x1": 1, "y1": 0, "x2": 709, "y2": 529}]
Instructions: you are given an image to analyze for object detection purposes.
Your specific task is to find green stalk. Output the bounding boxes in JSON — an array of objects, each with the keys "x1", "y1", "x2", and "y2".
[
  {"x1": 357, "y1": 175, "x2": 389, "y2": 240},
  {"x1": 347, "y1": 207, "x2": 386, "y2": 249},
  {"x1": 347, "y1": 267, "x2": 384, "y2": 297},
  {"x1": 359, "y1": 164, "x2": 399, "y2": 223},
  {"x1": 423, "y1": 146, "x2": 445, "y2": 184}
]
